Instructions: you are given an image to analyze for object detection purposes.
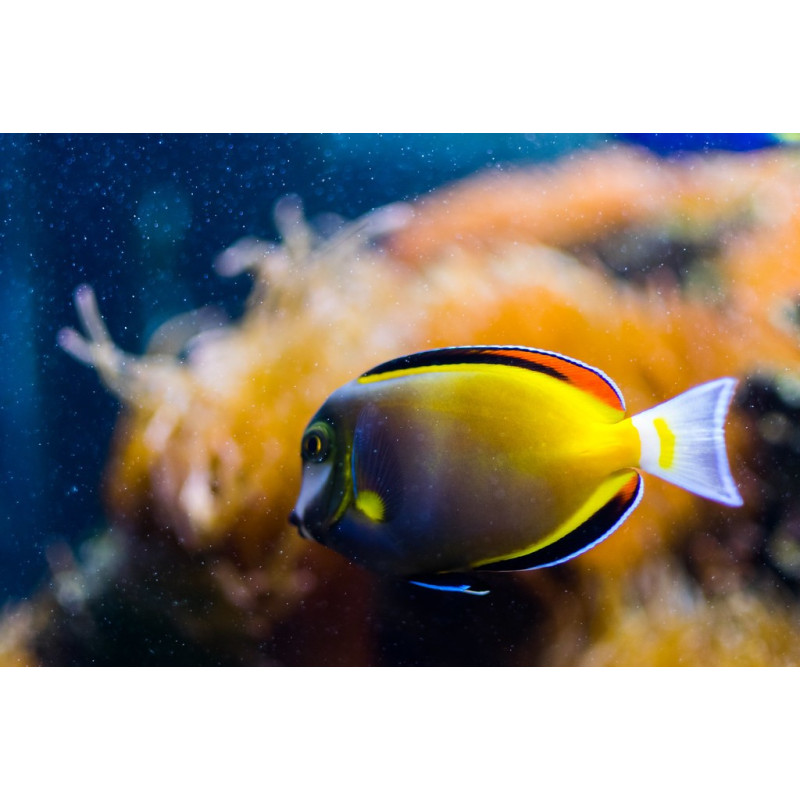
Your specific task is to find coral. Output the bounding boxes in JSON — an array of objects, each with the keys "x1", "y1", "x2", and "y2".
[
  {"x1": 7, "y1": 145, "x2": 800, "y2": 665},
  {"x1": 579, "y1": 567, "x2": 800, "y2": 667}
]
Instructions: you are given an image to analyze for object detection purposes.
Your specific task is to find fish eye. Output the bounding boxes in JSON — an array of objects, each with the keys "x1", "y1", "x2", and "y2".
[{"x1": 302, "y1": 423, "x2": 332, "y2": 463}]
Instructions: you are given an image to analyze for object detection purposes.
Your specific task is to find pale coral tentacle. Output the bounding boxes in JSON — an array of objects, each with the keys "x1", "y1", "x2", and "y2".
[
  {"x1": 58, "y1": 283, "x2": 192, "y2": 413},
  {"x1": 57, "y1": 284, "x2": 132, "y2": 399}
]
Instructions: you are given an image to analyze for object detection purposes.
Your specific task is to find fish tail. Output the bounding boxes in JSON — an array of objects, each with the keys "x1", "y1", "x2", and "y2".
[{"x1": 631, "y1": 378, "x2": 743, "y2": 506}]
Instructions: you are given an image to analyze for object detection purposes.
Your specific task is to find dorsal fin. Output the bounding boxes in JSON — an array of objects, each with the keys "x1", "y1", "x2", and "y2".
[
  {"x1": 360, "y1": 345, "x2": 625, "y2": 412},
  {"x1": 475, "y1": 471, "x2": 643, "y2": 572}
]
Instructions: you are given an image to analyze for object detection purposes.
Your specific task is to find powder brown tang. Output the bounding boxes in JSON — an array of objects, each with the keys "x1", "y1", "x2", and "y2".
[{"x1": 289, "y1": 346, "x2": 742, "y2": 594}]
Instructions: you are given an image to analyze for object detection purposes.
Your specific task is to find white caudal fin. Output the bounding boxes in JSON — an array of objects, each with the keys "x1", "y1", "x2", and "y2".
[{"x1": 631, "y1": 378, "x2": 743, "y2": 507}]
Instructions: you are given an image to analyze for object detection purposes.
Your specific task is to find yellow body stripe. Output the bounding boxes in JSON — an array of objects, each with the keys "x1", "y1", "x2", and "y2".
[
  {"x1": 358, "y1": 363, "x2": 484, "y2": 385},
  {"x1": 653, "y1": 417, "x2": 676, "y2": 469}
]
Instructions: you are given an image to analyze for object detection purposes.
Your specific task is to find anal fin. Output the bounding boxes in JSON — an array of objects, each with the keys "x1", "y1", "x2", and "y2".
[{"x1": 477, "y1": 471, "x2": 643, "y2": 571}]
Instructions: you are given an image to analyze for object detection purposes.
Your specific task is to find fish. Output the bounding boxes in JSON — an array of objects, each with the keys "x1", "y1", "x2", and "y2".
[{"x1": 288, "y1": 345, "x2": 743, "y2": 594}]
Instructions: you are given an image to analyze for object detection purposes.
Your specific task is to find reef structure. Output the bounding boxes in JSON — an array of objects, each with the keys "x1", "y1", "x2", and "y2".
[{"x1": 5, "y1": 145, "x2": 800, "y2": 665}]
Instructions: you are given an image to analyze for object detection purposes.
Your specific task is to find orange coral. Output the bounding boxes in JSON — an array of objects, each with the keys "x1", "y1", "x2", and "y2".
[
  {"x1": 580, "y1": 579, "x2": 800, "y2": 667},
  {"x1": 387, "y1": 147, "x2": 793, "y2": 262}
]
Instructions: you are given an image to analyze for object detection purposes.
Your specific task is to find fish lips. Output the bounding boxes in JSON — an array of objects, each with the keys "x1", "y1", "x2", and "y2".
[{"x1": 288, "y1": 508, "x2": 317, "y2": 542}]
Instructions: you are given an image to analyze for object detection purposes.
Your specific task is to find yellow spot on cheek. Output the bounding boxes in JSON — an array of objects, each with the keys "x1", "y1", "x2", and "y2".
[
  {"x1": 355, "y1": 490, "x2": 385, "y2": 522},
  {"x1": 653, "y1": 417, "x2": 676, "y2": 469}
]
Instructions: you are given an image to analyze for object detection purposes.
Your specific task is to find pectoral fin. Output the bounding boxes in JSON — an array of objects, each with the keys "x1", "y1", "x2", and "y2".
[{"x1": 352, "y1": 403, "x2": 403, "y2": 522}]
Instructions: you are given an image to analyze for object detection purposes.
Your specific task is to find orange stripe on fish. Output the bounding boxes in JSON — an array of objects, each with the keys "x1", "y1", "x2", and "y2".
[{"x1": 479, "y1": 347, "x2": 624, "y2": 412}]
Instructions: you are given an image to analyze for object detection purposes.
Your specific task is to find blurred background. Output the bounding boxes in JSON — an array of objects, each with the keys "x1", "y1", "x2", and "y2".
[{"x1": 0, "y1": 132, "x2": 785, "y2": 607}]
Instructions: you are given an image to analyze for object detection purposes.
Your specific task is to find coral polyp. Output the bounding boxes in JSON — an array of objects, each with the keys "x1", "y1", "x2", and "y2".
[{"x1": 5, "y1": 145, "x2": 800, "y2": 666}]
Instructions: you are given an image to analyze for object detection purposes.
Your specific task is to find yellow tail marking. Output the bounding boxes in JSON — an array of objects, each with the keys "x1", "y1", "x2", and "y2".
[
  {"x1": 355, "y1": 490, "x2": 385, "y2": 522},
  {"x1": 653, "y1": 417, "x2": 676, "y2": 469}
]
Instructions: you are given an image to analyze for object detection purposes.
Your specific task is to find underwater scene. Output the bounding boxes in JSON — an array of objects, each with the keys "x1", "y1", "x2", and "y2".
[{"x1": 3, "y1": 132, "x2": 800, "y2": 666}]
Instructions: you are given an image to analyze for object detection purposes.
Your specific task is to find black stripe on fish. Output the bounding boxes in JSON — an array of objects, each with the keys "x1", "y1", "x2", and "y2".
[
  {"x1": 361, "y1": 346, "x2": 566, "y2": 383},
  {"x1": 360, "y1": 345, "x2": 625, "y2": 412}
]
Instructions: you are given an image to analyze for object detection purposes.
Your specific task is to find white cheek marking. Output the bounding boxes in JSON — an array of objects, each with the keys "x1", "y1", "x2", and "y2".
[{"x1": 294, "y1": 462, "x2": 334, "y2": 524}]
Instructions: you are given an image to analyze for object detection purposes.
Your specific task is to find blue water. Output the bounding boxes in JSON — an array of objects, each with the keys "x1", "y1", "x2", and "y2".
[{"x1": 0, "y1": 132, "x2": 780, "y2": 603}]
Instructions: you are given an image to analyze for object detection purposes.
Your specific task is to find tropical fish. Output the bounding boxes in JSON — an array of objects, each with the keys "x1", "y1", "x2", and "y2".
[{"x1": 289, "y1": 346, "x2": 742, "y2": 594}]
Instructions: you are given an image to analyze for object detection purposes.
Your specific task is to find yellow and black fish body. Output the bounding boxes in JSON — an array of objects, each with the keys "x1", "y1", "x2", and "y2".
[{"x1": 289, "y1": 346, "x2": 742, "y2": 593}]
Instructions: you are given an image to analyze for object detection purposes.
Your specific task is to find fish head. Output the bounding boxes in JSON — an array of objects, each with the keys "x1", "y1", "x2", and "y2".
[{"x1": 289, "y1": 407, "x2": 352, "y2": 544}]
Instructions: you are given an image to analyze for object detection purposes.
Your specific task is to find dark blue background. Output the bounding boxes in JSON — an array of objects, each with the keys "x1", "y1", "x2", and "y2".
[{"x1": 0, "y1": 132, "x2": 780, "y2": 603}]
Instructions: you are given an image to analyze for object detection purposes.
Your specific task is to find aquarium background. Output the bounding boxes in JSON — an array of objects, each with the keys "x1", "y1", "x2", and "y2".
[
  {"x1": 3, "y1": 133, "x2": 598, "y2": 603},
  {"x1": 0, "y1": 132, "x2": 785, "y2": 609}
]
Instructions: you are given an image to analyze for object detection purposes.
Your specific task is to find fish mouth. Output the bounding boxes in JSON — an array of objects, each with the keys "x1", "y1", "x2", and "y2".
[{"x1": 289, "y1": 509, "x2": 315, "y2": 542}]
